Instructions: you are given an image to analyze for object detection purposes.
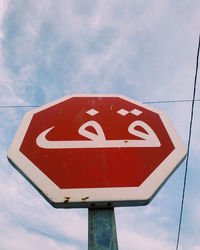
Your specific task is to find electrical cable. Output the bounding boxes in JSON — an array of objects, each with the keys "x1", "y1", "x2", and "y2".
[
  {"x1": 144, "y1": 99, "x2": 200, "y2": 104},
  {"x1": 0, "y1": 105, "x2": 40, "y2": 108},
  {"x1": 0, "y1": 99, "x2": 200, "y2": 108},
  {"x1": 176, "y1": 34, "x2": 200, "y2": 250}
]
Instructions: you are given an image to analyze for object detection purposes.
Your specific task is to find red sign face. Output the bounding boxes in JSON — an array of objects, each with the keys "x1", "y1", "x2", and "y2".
[{"x1": 8, "y1": 95, "x2": 186, "y2": 208}]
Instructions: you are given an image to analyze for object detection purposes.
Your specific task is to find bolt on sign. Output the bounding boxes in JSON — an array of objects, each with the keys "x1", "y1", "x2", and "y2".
[{"x1": 7, "y1": 94, "x2": 186, "y2": 208}]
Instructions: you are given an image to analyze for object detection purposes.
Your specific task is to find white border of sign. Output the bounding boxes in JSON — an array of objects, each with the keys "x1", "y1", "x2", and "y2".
[{"x1": 7, "y1": 94, "x2": 187, "y2": 208}]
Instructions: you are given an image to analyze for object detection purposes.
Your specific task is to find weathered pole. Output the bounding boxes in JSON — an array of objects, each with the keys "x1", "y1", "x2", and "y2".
[{"x1": 88, "y1": 208, "x2": 118, "y2": 250}]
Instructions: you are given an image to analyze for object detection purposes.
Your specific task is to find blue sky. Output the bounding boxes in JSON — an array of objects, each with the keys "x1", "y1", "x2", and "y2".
[{"x1": 0, "y1": 0, "x2": 200, "y2": 249}]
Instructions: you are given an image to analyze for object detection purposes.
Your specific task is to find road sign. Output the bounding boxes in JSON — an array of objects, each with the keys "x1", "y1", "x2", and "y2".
[{"x1": 7, "y1": 94, "x2": 186, "y2": 208}]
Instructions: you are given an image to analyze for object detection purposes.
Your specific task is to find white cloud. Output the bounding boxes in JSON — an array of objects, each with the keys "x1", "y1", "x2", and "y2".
[
  {"x1": 0, "y1": 214, "x2": 79, "y2": 250},
  {"x1": 0, "y1": 0, "x2": 172, "y2": 98},
  {"x1": 0, "y1": 81, "x2": 27, "y2": 105},
  {"x1": 1, "y1": 0, "x2": 199, "y2": 101},
  {"x1": 0, "y1": 0, "x2": 8, "y2": 39},
  {"x1": 0, "y1": 0, "x2": 27, "y2": 106},
  {"x1": 115, "y1": 201, "x2": 179, "y2": 249},
  {"x1": 194, "y1": 246, "x2": 200, "y2": 250},
  {"x1": 190, "y1": 101, "x2": 200, "y2": 158},
  {"x1": 118, "y1": 229, "x2": 174, "y2": 250},
  {"x1": 0, "y1": 0, "x2": 10, "y2": 83}
]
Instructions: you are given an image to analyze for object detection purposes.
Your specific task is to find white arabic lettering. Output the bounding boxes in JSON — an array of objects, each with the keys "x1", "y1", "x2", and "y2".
[{"x1": 36, "y1": 120, "x2": 161, "y2": 149}]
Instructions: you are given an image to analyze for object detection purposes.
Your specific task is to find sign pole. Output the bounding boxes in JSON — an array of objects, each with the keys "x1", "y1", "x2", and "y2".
[{"x1": 88, "y1": 208, "x2": 118, "y2": 250}]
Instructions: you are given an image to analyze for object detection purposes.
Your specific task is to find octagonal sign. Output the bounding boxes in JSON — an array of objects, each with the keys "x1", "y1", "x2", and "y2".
[{"x1": 7, "y1": 94, "x2": 186, "y2": 208}]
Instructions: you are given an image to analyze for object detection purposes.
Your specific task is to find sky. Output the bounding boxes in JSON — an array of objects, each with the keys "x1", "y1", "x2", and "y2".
[{"x1": 0, "y1": 0, "x2": 200, "y2": 249}]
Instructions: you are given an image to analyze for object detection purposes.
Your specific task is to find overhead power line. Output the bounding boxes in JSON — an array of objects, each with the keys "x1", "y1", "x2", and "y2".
[
  {"x1": 0, "y1": 99, "x2": 200, "y2": 108},
  {"x1": 176, "y1": 34, "x2": 200, "y2": 250},
  {"x1": 143, "y1": 99, "x2": 200, "y2": 104},
  {"x1": 0, "y1": 105, "x2": 40, "y2": 108}
]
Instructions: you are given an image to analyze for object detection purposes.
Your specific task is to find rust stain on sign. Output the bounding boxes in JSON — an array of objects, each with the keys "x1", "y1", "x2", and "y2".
[
  {"x1": 64, "y1": 197, "x2": 71, "y2": 203},
  {"x1": 82, "y1": 196, "x2": 89, "y2": 201}
]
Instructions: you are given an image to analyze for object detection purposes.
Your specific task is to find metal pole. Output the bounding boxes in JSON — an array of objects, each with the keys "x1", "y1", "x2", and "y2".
[{"x1": 88, "y1": 207, "x2": 118, "y2": 250}]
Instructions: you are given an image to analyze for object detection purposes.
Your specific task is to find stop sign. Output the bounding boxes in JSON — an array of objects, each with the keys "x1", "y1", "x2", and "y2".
[{"x1": 7, "y1": 94, "x2": 186, "y2": 208}]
